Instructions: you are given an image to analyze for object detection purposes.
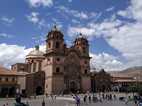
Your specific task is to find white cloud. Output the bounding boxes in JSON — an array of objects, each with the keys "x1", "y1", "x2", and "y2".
[
  {"x1": 27, "y1": 12, "x2": 39, "y2": 24},
  {"x1": 0, "y1": 44, "x2": 29, "y2": 68},
  {"x1": 117, "y1": 0, "x2": 142, "y2": 21},
  {"x1": 90, "y1": 52, "x2": 123, "y2": 71},
  {"x1": 57, "y1": 6, "x2": 96, "y2": 20},
  {"x1": 0, "y1": 43, "x2": 45, "y2": 68},
  {"x1": 106, "y1": 7, "x2": 114, "y2": 12},
  {"x1": 68, "y1": 0, "x2": 72, "y2": 3},
  {"x1": 0, "y1": 33, "x2": 13, "y2": 38},
  {"x1": 71, "y1": 19, "x2": 80, "y2": 24},
  {"x1": 1, "y1": 17, "x2": 14, "y2": 25},
  {"x1": 27, "y1": 0, "x2": 53, "y2": 7},
  {"x1": 76, "y1": 12, "x2": 88, "y2": 19},
  {"x1": 32, "y1": 35, "x2": 45, "y2": 44},
  {"x1": 68, "y1": 26, "x2": 95, "y2": 40},
  {"x1": 67, "y1": 0, "x2": 142, "y2": 70},
  {"x1": 26, "y1": 12, "x2": 47, "y2": 29}
]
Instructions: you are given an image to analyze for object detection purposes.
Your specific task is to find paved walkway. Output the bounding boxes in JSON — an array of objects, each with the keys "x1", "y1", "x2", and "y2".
[{"x1": 0, "y1": 96, "x2": 136, "y2": 106}]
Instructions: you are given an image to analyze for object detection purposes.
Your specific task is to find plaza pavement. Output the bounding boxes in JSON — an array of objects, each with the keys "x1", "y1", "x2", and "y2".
[{"x1": 0, "y1": 95, "x2": 136, "y2": 106}]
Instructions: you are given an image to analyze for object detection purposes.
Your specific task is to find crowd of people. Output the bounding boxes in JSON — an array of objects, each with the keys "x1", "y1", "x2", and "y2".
[
  {"x1": 2, "y1": 92, "x2": 142, "y2": 106},
  {"x1": 72, "y1": 93, "x2": 118, "y2": 106}
]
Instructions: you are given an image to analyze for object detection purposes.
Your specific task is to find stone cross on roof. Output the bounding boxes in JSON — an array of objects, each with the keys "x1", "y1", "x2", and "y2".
[{"x1": 52, "y1": 25, "x2": 58, "y2": 31}]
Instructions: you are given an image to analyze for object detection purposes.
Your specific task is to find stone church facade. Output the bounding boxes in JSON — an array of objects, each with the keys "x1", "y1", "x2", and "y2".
[
  {"x1": 12, "y1": 26, "x2": 91, "y2": 95},
  {"x1": 43, "y1": 26, "x2": 91, "y2": 94}
]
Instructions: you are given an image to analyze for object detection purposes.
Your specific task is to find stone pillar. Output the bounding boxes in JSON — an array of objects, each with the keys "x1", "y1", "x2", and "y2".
[
  {"x1": 33, "y1": 62, "x2": 36, "y2": 72},
  {"x1": 31, "y1": 63, "x2": 34, "y2": 73},
  {"x1": 36, "y1": 61, "x2": 39, "y2": 72},
  {"x1": 38, "y1": 61, "x2": 41, "y2": 71}
]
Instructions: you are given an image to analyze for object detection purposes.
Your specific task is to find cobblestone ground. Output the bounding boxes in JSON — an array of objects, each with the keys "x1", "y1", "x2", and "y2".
[{"x1": 0, "y1": 96, "x2": 136, "y2": 106}]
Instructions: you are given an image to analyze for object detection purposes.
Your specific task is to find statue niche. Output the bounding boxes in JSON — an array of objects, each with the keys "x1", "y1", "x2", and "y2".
[{"x1": 64, "y1": 52, "x2": 81, "y2": 93}]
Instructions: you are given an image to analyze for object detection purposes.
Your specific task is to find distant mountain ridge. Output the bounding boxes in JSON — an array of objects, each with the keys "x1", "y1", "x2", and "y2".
[
  {"x1": 122, "y1": 66, "x2": 142, "y2": 72},
  {"x1": 109, "y1": 66, "x2": 142, "y2": 79}
]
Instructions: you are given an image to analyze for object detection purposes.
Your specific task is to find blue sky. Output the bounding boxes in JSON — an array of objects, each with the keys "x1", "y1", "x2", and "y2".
[{"x1": 0, "y1": 0, "x2": 142, "y2": 71}]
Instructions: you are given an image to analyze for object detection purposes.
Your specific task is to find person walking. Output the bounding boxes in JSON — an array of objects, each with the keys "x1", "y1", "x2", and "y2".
[
  {"x1": 42, "y1": 99, "x2": 45, "y2": 106},
  {"x1": 83, "y1": 95, "x2": 87, "y2": 104},
  {"x1": 45, "y1": 93, "x2": 48, "y2": 98},
  {"x1": 14, "y1": 96, "x2": 27, "y2": 106},
  {"x1": 26, "y1": 101, "x2": 29, "y2": 106},
  {"x1": 54, "y1": 95, "x2": 57, "y2": 99},
  {"x1": 88, "y1": 95, "x2": 91, "y2": 103},
  {"x1": 74, "y1": 95, "x2": 80, "y2": 106},
  {"x1": 92, "y1": 95, "x2": 96, "y2": 103},
  {"x1": 113, "y1": 94, "x2": 116, "y2": 100}
]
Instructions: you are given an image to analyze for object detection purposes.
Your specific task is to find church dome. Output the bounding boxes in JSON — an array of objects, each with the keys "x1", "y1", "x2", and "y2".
[
  {"x1": 26, "y1": 45, "x2": 44, "y2": 59},
  {"x1": 47, "y1": 25, "x2": 64, "y2": 40}
]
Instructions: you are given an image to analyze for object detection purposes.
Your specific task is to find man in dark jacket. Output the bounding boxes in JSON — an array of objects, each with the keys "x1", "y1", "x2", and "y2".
[{"x1": 14, "y1": 96, "x2": 27, "y2": 106}]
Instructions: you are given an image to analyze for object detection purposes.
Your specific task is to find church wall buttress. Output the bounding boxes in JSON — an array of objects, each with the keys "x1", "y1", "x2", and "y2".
[
  {"x1": 52, "y1": 76, "x2": 64, "y2": 94},
  {"x1": 81, "y1": 76, "x2": 91, "y2": 93}
]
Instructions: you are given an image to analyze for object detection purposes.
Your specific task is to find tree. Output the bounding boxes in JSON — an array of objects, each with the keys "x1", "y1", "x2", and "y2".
[{"x1": 128, "y1": 84, "x2": 142, "y2": 96}]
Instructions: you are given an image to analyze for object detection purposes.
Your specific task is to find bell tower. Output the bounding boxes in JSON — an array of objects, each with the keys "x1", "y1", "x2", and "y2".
[
  {"x1": 43, "y1": 26, "x2": 65, "y2": 94},
  {"x1": 74, "y1": 33, "x2": 91, "y2": 92},
  {"x1": 74, "y1": 33, "x2": 89, "y2": 57},
  {"x1": 45, "y1": 25, "x2": 65, "y2": 55}
]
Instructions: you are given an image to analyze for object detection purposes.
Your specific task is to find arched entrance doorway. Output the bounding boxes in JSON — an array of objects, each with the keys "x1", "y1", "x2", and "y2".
[
  {"x1": 70, "y1": 81, "x2": 77, "y2": 93},
  {"x1": 9, "y1": 87, "x2": 16, "y2": 97},
  {"x1": 1, "y1": 87, "x2": 8, "y2": 97},
  {"x1": 36, "y1": 86, "x2": 43, "y2": 95}
]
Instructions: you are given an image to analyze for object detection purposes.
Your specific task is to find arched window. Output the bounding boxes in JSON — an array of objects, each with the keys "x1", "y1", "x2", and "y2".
[
  {"x1": 84, "y1": 69, "x2": 87, "y2": 74},
  {"x1": 84, "y1": 60, "x2": 88, "y2": 64},
  {"x1": 55, "y1": 42, "x2": 59, "y2": 48},
  {"x1": 48, "y1": 42, "x2": 51, "y2": 48},
  {"x1": 12, "y1": 78, "x2": 15, "y2": 82},
  {"x1": 56, "y1": 58, "x2": 60, "y2": 62},
  {"x1": 83, "y1": 47, "x2": 86, "y2": 53},
  {"x1": 6, "y1": 78, "x2": 8, "y2": 82},
  {"x1": 56, "y1": 67, "x2": 60, "y2": 73}
]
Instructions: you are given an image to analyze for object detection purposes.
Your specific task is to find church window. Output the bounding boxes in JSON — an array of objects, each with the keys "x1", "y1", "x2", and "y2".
[
  {"x1": 5, "y1": 78, "x2": 8, "y2": 82},
  {"x1": 31, "y1": 60, "x2": 34, "y2": 63},
  {"x1": 84, "y1": 69, "x2": 87, "y2": 74},
  {"x1": 48, "y1": 42, "x2": 51, "y2": 48},
  {"x1": 55, "y1": 42, "x2": 59, "y2": 48},
  {"x1": 56, "y1": 67, "x2": 60, "y2": 73},
  {"x1": 83, "y1": 47, "x2": 86, "y2": 53},
  {"x1": 12, "y1": 78, "x2": 15, "y2": 82},
  {"x1": 84, "y1": 60, "x2": 87, "y2": 64},
  {"x1": 47, "y1": 58, "x2": 50, "y2": 61},
  {"x1": 20, "y1": 67, "x2": 25, "y2": 71},
  {"x1": 33, "y1": 62, "x2": 36, "y2": 72},
  {"x1": 56, "y1": 58, "x2": 60, "y2": 62}
]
